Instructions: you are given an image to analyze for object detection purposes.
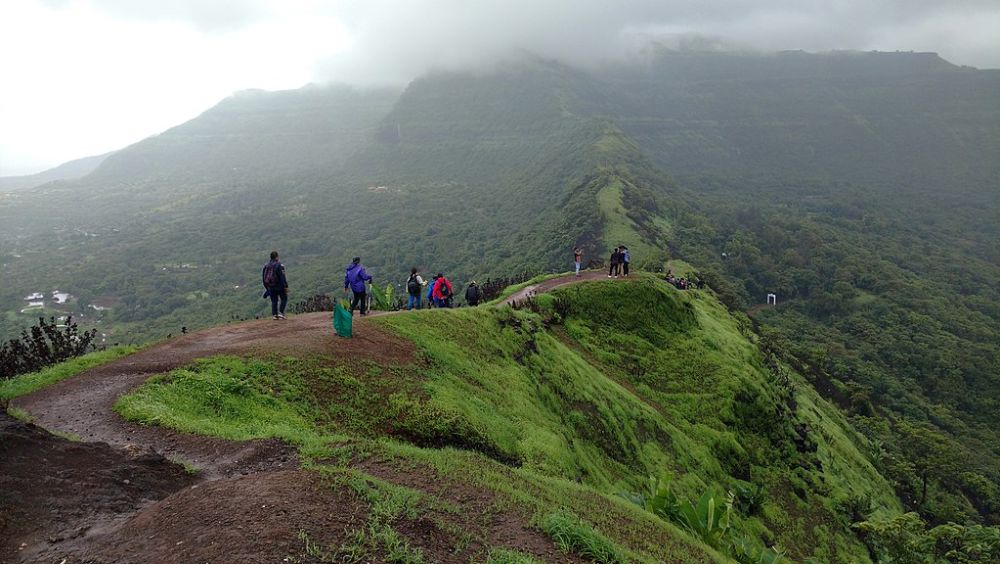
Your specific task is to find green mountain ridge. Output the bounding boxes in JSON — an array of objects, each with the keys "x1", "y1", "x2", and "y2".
[
  {"x1": 1, "y1": 49, "x2": 997, "y2": 535},
  {"x1": 5, "y1": 276, "x2": 910, "y2": 561}
]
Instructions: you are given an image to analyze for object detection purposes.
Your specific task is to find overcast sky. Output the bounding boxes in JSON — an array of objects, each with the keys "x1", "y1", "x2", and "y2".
[{"x1": 2, "y1": 0, "x2": 999, "y2": 176}]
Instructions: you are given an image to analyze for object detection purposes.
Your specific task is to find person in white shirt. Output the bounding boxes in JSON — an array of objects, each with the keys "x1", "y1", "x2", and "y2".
[{"x1": 405, "y1": 267, "x2": 427, "y2": 310}]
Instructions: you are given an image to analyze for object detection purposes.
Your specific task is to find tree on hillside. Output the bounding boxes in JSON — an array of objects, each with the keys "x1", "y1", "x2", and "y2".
[{"x1": 896, "y1": 419, "x2": 961, "y2": 509}]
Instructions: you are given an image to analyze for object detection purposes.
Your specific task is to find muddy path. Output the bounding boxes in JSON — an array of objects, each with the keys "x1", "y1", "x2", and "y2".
[
  {"x1": 10, "y1": 272, "x2": 609, "y2": 480},
  {"x1": 10, "y1": 312, "x2": 413, "y2": 480},
  {"x1": 500, "y1": 270, "x2": 616, "y2": 306},
  {"x1": 3, "y1": 274, "x2": 621, "y2": 562}
]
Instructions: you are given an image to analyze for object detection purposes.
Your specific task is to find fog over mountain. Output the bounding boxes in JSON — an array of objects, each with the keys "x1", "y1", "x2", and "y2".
[{"x1": 3, "y1": 0, "x2": 1000, "y2": 174}]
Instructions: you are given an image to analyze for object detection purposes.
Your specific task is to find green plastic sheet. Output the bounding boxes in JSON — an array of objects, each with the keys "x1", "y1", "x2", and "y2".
[{"x1": 333, "y1": 302, "x2": 352, "y2": 338}]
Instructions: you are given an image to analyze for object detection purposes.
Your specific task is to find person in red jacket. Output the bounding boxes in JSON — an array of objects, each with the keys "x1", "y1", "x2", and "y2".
[{"x1": 432, "y1": 273, "x2": 453, "y2": 308}]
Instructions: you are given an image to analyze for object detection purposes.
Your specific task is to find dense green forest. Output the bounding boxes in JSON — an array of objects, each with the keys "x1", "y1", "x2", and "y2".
[{"x1": 1, "y1": 49, "x2": 997, "y2": 542}]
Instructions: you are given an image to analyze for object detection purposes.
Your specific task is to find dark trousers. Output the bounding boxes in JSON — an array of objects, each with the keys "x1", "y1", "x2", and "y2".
[
  {"x1": 351, "y1": 290, "x2": 367, "y2": 315},
  {"x1": 269, "y1": 289, "x2": 287, "y2": 316},
  {"x1": 623, "y1": 262, "x2": 630, "y2": 276},
  {"x1": 609, "y1": 263, "x2": 620, "y2": 276}
]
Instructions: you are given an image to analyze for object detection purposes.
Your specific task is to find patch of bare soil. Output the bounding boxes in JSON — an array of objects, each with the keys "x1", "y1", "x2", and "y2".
[
  {"x1": 501, "y1": 271, "x2": 611, "y2": 306},
  {"x1": 51, "y1": 470, "x2": 367, "y2": 564},
  {"x1": 11, "y1": 313, "x2": 412, "y2": 480},
  {"x1": 0, "y1": 412, "x2": 195, "y2": 563},
  {"x1": 354, "y1": 454, "x2": 585, "y2": 563}
]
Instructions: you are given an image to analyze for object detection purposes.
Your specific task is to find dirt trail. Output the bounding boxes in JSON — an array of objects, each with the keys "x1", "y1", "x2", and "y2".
[
  {"x1": 500, "y1": 270, "x2": 617, "y2": 306},
  {"x1": 4, "y1": 275, "x2": 619, "y2": 562},
  {"x1": 10, "y1": 272, "x2": 610, "y2": 481},
  {"x1": 11, "y1": 312, "x2": 412, "y2": 480}
]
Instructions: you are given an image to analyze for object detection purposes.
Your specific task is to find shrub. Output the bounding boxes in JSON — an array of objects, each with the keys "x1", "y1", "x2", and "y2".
[
  {"x1": 290, "y1": 294, "x2": 334, "y2": 313},
  {"x1": 0, "y1": 316, "x2": 97, "y2": 380}
]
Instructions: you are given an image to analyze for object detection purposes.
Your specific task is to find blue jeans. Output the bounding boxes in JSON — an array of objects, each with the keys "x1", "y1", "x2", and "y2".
[
  {"x1": 408, "y1": 293, "x2": 421, "y2": 310},
  {"x1": 575, "y1": 261, "x2": 581, "y2": 275},
  {"x1": 269, "y1": 289, "x2": 287, "y2": 316}
]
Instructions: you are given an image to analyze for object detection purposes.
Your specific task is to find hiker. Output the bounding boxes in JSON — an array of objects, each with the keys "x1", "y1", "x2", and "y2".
[
  {"x1": 433, "y1": 273, "x2": 453, "y2": 308},
  {"x1": 465, "y1": 280, "x2": 482, "y2": 306},
  {"x1": 343, "y1": 257, "x2": 373, "y2": 316},
  {"x1": 608, "y1": 247, "x2": 621, "y2": 278},
  {"x1": 262, "y1": 251, "x2": 289, "y2": 320},
  {"x1": 406, "y1": 268, "x2": 426, "y2": 310},
  {"x1": 426, "y1": 274, "x2": 438, "y2": 308},
  {"x1": 621, "y1": 246, "x2": 631, "y2": 277},
  {"x1": 573, "y1": 247, "x2": 583, "y2": 277}
]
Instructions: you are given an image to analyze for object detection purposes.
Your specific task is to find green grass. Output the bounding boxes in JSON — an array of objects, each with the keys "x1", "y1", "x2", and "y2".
[
  {"x1": 113, "y1": 356, "x2": 338, "y2": 459},
  {"x1": 6, "y1": 405, "x2": 34, "y2": 422},
  {"x1": 596, "y1": 177, "x2": 669, "y2": 271},
  {"x1": 110, "y1": 275, "x2": 900, "y2": 562},
  {"x1": 0, "y1": 346, "x2": 138, "y2": 401},
  {"x1": 541, "y1": 509, "x2": 630, "y2": 563}
]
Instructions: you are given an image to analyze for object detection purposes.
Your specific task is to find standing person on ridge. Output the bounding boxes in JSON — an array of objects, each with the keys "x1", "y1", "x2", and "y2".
[
  {"x1": 573, "y1": 247, "x2": 583, "y2": 277},
  {"x1": 406, "y1": 267, "x2": 426, "y2": 310},
  {"x1": 433, "y1": 273, "x2": 453, "y2": 308},
  {"x1": 262, "y1": 251, "x2": 289, "y2": 320},
  {"x1": 465, "y1": 280, "x2": 482, "y2": 306},
  {"x1": 343, "y1": 256, "x2": 373, "y2": 316},
  {"x1": 609, "y1": 247, "x2": 621, "y2": 278},
  {"x1": 621, "y1": 246, "x2": 631, "y2": 277},
  {"x1": 426, "y1": 274, "x2": 438, "y2": 308}
]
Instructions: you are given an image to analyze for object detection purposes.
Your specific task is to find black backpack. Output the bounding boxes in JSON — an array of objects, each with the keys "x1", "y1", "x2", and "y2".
[
  {"x1": 407, "y1": 274, "x2": 421, "y2": 296},
  {"x1": 439, "y1": 280, "x2": 451, "y2": 298},
  {"x1": 263, "y1": 263, "x2": 278, "y2": 287}
]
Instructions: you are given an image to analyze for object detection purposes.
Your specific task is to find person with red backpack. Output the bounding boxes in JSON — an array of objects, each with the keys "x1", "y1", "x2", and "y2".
[
  {"x1": 262, "y1": 251, "x2": 289, "y2": 320},
  {"x1": 432, "y1": 273, "x2": 454, "y2": 308}
]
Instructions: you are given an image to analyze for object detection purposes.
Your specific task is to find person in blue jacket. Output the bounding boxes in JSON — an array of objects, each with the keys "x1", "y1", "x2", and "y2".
[
  {"x1": 426, "y1": 274, "x2": 438, "y2": 308},
  {"x1": 621, "y1": 246, "x2": 631, "y2": 277},
  {"x1": 262, "y1": 251, "x2": 289, "y2": 320},
  {"x1": 343, "y1": 256, "x2": 373, "y2": 316}
]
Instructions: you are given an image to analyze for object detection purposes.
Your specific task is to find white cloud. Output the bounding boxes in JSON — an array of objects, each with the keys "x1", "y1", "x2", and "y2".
[
  {"x1": 0, "y1": 0, "x2": 348, "y2": 175},
  {"x1": 1, "y1": 0, "x2": 998, "y2": 175}
]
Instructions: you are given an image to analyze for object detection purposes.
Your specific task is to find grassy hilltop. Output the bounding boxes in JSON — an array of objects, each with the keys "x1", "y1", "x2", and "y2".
[{"x1": 104, "y1": 275, "x2": 903, "y2": 562}]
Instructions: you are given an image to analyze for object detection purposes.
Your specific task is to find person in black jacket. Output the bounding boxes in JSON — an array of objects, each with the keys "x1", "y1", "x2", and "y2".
[
  {"x1": 608, "y1": 247, "x2": 621, "y2": 278},
  {"x1": 465, "y1": 281, "x2": 482, "y2": 306},
  {"x1": 262, "y1": 251, "x2": 289, "y2": 319}
]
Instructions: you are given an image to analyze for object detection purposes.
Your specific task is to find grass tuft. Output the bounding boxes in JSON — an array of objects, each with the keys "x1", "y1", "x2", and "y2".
[
  {"x1": 541, "y1": 509, "x2": 630, "y2": 563},
  {"x1": 0, "y1": 346, "x2": 138, "y2": 401}
]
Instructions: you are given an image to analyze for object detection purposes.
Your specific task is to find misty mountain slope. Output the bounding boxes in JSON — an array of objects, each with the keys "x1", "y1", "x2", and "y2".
[
  {"x1": 0, "y1": 85, "x2": 401, "y2": 241},
  {"x1": 0, "y1": 61, "x2": 637, "y2": 340},
  {"x1": 90, "y1": 84, "x2": 402, "y2": 183},
  {"x1": 598, "y1": 50, "x2": 1000, "y2": 187},
  {"x1": 0, "y1": 152, "x2": 111, "y2": 192}
]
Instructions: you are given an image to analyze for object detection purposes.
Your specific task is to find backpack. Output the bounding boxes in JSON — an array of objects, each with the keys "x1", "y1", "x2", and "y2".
[
  {"x1": 263, "y1": 263, "x2": 278, "y2": 287},
  {"x1": 407, "y1": 274, "x2": 421, "y2": 296},
  {"x1": 438, "y1": 279, "x2": 451, "y2": 298}
]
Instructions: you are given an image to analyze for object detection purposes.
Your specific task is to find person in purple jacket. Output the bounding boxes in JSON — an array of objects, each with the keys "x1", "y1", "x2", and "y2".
[{"x1": 343, "y1": 256, "x2": 373, "y2": 316}]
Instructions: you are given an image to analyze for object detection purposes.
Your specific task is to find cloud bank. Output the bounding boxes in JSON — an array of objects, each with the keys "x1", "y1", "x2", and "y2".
[{"x1": 3, "y1": 0, "x2": 998, "y2": 174}]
